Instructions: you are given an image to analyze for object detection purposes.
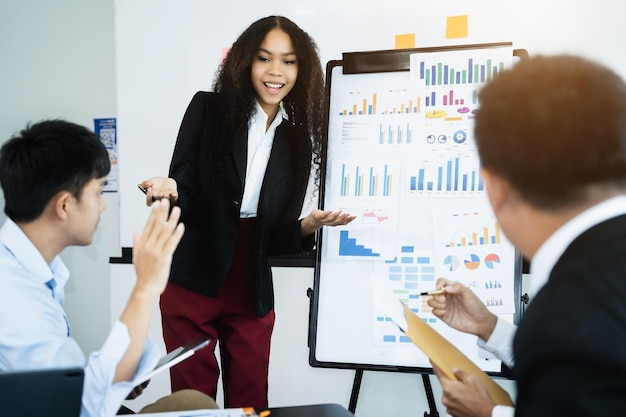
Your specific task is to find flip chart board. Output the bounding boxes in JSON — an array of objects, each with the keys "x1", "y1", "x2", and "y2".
[{"x1": 309, "y1": 43, "x2": 525, "y2": 376}]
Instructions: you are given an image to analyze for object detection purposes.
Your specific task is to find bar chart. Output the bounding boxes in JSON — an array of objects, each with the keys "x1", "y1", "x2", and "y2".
[
  {"x1": 338, "y1": 230, "x2": 381, "y2": 257},
  {"x1": 408, "y1": 154, "x2": 484, "y2": 193},
  {"x1": 423, "y1": 89, "x2": 479, "y2": 107},
  {"x1": 416, "y1": 56, "x2": 507, "y2": 86},
  {"x1": 337, "y1": 90, "x2": 422, "y2": 116},
  {"x1": 445, "y1": 216, "x2": 502, "y2": 247},
  {"x1": 336, "y1": 161, "x2": 395, "y2": 198},
  {"x1": 378, "y1": 122, "x2": 414, "y2": 145}
]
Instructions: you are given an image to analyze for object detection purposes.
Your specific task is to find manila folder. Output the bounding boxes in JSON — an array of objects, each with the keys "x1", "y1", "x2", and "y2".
[{"x1": 402, "y1": 303, "x2": 513, "y2": 406}]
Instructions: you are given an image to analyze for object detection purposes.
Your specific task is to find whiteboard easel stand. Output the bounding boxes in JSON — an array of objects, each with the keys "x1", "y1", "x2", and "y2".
[
  {"x1": 348, "y1": 369, "x2": 439, "y2": 416},
  {"x1": 307, "y1": 285, "x2": 440, "y2": 416},
  {"x1": 310, "y1": 44, "x2": 529, "y2": 417}
]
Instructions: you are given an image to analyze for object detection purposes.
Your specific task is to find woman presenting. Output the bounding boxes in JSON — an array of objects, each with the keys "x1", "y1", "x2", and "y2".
[{"x1": 141, "y1": 15, "x2": 354, "y2": 409}]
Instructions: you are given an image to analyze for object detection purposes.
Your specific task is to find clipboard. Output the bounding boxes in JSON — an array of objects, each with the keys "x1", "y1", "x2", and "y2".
[{"x1": 136, "y1": 337, "x2": 210, "y2": 384}]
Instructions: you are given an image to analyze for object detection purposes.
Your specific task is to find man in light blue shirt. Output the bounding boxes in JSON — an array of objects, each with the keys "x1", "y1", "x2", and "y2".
[{"x1": 0, "y1": 120, "x2": 216, "y2": 416}]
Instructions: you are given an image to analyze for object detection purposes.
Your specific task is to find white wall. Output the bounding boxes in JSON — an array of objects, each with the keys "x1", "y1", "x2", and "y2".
[
  {"x1": 2, "y1": 1, "x2": 624, "y2": 416},
  {"x1": 115, "y1": 0, "x2": 626, "y2": 245},
  {"x1": 0, "y1": 0, "x2": 119, "y2": 355}
]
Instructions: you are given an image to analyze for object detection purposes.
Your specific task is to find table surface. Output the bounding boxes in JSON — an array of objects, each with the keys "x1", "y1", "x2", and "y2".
[{"x1": 264, "y1": 403, "x2": 354, "y2": 417}]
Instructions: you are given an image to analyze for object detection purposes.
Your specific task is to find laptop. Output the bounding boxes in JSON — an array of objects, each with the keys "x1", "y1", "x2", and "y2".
[{"x1": 0, "y1": 367, "x2": 84, "y2": 416}]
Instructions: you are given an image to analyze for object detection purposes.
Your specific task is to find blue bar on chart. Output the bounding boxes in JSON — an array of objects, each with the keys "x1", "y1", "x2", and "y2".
[
  {"x1": 409, "y1": 158, "x2": 484, "y2": 192},
  {"x1": 355, "y1": 166, "x2": 363, "y2": 196},
  {"x1": 340, "y1": 163, "x2": 349, "y2": 196},
  {"x1": 425, "y1": 91, "x2": 436, "y2": 107},
  {"x1": 338, "y1": 230, "x2": 380, "y2": 256}
]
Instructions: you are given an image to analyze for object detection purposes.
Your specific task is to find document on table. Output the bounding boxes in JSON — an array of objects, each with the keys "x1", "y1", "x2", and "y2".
[{"x1": 137, "y1": 408, "x2": 252, "y2": 417}]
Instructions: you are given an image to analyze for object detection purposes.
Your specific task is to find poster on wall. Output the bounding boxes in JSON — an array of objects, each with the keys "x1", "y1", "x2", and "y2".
[{"x1": 94, "y1": 117, "x2": 118, "y2": 193}]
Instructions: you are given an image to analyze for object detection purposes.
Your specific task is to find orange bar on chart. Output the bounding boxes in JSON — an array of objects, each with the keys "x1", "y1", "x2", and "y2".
[{"x1": 495, "y1": 223, "x2": 501, "y2": 244}]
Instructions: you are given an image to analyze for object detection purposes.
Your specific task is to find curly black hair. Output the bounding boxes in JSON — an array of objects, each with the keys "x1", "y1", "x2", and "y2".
[{"x1": 200, "y1": 16, "x2": 325, "y2": 210}]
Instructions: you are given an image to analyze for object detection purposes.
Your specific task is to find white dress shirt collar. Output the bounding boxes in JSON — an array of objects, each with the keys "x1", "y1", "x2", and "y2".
[
  {"x1": 240, "y1": 101, "x2": 287, "y2": 217},
  {"x1": 530, "y1": 195, "x2": 626, "y2": 296}
]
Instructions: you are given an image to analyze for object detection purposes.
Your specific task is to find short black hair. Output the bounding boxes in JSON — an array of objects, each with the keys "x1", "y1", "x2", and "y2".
[
  {"x1": 0, "y1": 119, "x2": 111, "y2": 222},
  {"x1": 475, "y1": 55, "x2": 626, "y2": 209}
]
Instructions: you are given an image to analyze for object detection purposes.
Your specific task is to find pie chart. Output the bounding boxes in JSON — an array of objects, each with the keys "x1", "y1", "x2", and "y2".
[
  {"x1": 484, "y1": 253, "x2": 501, "y2": 269},
  {"x1": 453, "y1": 130, "x2": 467, "y2": 144},
  {"x1": 464, "y1": 253, "x2": 480, "y2": 270},
  {"x1": 443, "y1": 255, "x2": 460, "y2": 271}
]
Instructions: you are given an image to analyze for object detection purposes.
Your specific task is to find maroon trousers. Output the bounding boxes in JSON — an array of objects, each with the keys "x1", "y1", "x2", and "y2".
[{"x1": 160, "y1": 218, "x2": 275, "y2": 409}]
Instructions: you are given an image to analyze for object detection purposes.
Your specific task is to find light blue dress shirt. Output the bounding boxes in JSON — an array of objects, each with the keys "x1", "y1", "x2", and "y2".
[{"x1": 0, "y1": 219, "x2": 159, "y2": 417}]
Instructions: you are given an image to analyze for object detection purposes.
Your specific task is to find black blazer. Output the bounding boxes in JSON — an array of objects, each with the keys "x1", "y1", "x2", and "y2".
[
  {"x1": 168, "y1": 91, "x2": 315, "y2": 317},
  {"x1": 513, "y1": 214, "x2": 626, "y2": 416}
]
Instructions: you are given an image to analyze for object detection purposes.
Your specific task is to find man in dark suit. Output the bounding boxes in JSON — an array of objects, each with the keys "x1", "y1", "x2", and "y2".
[{"x1": 427, "y1": 55, "x2": 626, "y2": 417}]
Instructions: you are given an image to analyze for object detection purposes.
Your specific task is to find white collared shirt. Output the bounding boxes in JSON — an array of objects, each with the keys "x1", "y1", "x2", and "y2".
[
  {"x1": 530, "y1": 195, "x2": 626, "y2": 297},
  {"x1": 240, "y1": 101, "x2": 287, "y2": 217}
]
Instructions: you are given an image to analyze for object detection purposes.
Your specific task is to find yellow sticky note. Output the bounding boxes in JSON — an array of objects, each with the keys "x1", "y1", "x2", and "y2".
[
  {"x1": 446, "y1": 15, "x2": 468, "y2": 39},
  {"x1": 395, "y1": 33, "x2": 415, "y2": 49}
]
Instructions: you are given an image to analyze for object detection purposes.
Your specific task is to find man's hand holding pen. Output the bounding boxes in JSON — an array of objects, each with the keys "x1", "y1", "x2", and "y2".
[{"x1": 425, "y1": 278, "x2": 497, "y2": 342}]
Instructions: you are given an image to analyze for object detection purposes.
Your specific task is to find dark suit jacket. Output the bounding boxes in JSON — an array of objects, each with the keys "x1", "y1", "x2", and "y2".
[
  {"x1": 513, "y1": 214, "x2": 626, "y2": 416},
  {"x1": 167, "y1": 91, "x2": 315, "y2": 317}
]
